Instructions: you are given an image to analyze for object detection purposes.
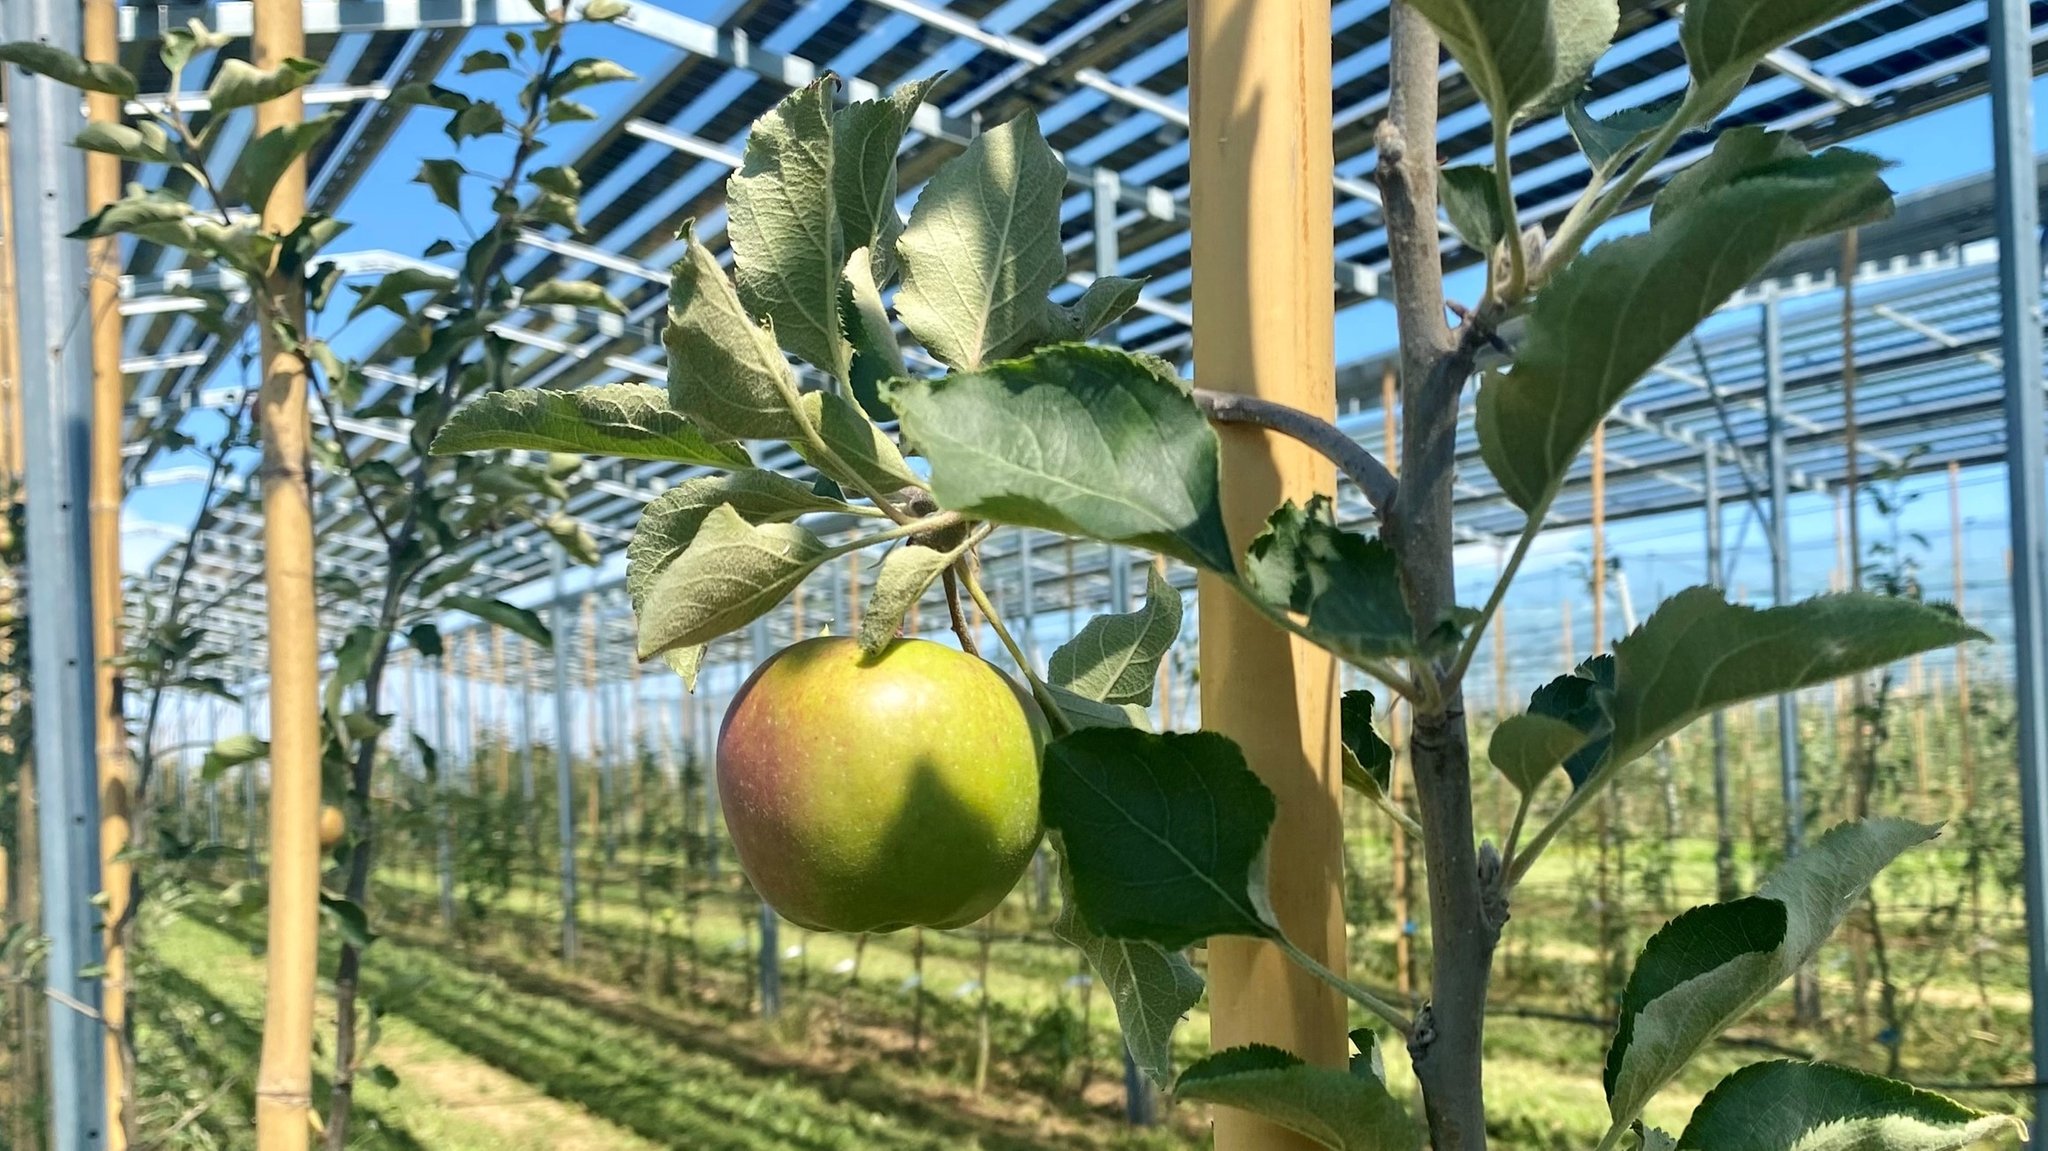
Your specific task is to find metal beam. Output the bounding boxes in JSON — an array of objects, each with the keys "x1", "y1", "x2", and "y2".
[
  {"x1": 1988, "y1": 0, "x2": 2048, "y2": 1129},
  {"x1": 6, "y1": 0, "x2": 109, "y2": 1143}
]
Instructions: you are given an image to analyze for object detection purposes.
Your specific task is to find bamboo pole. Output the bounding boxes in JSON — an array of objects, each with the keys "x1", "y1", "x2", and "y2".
[
  {"x1": 1190, "y1": 3, "x2": 1347, "y2": 1142},
  {"x1": 251, "y1": 0, "x2": 322, "y2": 1140},
  {"x1": 83, "y1": 1, "x2": 133, "y2": 1136},
  {"x1": 1950, "y1": 462, "x2": 1975, "y2": 813}
]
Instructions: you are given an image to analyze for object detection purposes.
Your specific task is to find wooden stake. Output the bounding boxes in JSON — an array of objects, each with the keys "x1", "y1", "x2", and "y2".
[
  {"x1": 82, "y1": 2, "x2": 134, "y2": 1137},
  {"x1": 251, "y1": 0, "x2": 322, "y2": 1141},
  {"x1": 1190, "y1": 3, "x2": 1348, "y2": 1141}
]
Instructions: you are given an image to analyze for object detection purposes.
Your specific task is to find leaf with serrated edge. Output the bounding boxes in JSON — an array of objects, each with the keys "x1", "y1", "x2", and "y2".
[
  {"x1": 666, "y1": 645, "x2": 707, "y2": 692},
  {"x1": 626, "y1": 472, "x2": 851, "y2": 613},
  {"x1": 729, "y1": 79, "x2": 852, "y2": 381},
  {"x1": 0, "y1": 42, "x2": 138, "y2": 98},
  {"x1": 207, "y1": 57, "x2": 321, "y2": 113},
  {"x1": 637, "y1": 504, "x2": 833, "y2": 659},
  {"x1": 1175, "y1": 1043, "x2": 1422, "y2": 1151},
  {"x1": 1488, "y1": 712, "x2": 1589, "y2": 795},
  {"x1": 1566, "y1": 96, "x2": 1685, "y2": 175},
  {"x1": 1042, "y1": 728, "x2": 1278, "y2": 950},
  {"x1": 202, "y1": 733, "x2": 270, "y2": 783},
  {"x1": 1605, "y1": 818, "x2": 1940, "y2": 1124},
  {"x1": 842, "y1": 248, "x2": 906, "y2": 419},
  {"x1": 1404, "y1": 0, "x2": 1557, "y2": 121},
  {"x1": 1677, "y1": 1060, "x2": 2025, "y2": 1151},
  {"x1": 833, "y1": 75, "x2": 938, "y2": 285},
  {"x1": 1603, "y1": 587, "x2": 1984, "y2": 770},
  {"x1": 1045, "y1": 683, "x2": 1153, "y2": 732},
  {"x1": 1441, "y1": 165, "x2": 1506, "y2": 253},
  {"x1": 1683, "y1": 0, "x2": 1874, "y2": 106},
  {"x1": 896, "y1": 113, "x2": 1068, "y2": 370},
  {"x1": 665, "y1": 229, "x2": 804, "y2": 442},
  {"x1": 432, "y1": 383, "x2": 751, "y2": 466},
  {"x1": 1244, "y1": 497, "x2": 1414, "y2": 664},
  {"x1": 1477, "y1": 150, "x2": 1890, "y2": 513},
  {"x1": 888, "y1": 344, "x2": 1235, "y2": 573},
  {"x1": 1051, "y1": 839, "x2": 1202, "y2": 1087},
  {"x1": 1527, "y1": 0, "x2": 1618, "y2": 119},
  {"x1": 1049, "y1": 563, "x2": 1182, "y2": 706},
  {"x1": 796, "y1": 389, "x2": 919, "y2": 492},
  {"x1": 1049, "y1": 276, "x2": 1146, "y2": 343},
  {"x1": 859, "y1": 545, "x2": 952, "y2": 655}
]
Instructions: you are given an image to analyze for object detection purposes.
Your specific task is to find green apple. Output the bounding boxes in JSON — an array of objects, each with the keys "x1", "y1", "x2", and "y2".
[{"x1": 717, "y1": 635, "x2": 1046, "y2": 933}]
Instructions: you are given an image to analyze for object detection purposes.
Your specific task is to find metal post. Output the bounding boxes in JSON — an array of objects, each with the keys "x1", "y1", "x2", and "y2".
[
  {"x1": 593, "y1": 612, "x2": 616, "y2": 862},
  {"x1": 749, "y1": 616, "x2": 781, "y2": 1018},
  {"x1": 702, "y1": 684, "x2": 721, "y2": 880},
  {"x1": 550, "y1": 548, "x2": 579, "y2": 962},
  {"x1": 1763, "y1": 292, "x2": 1817, "y2": 1022},
  {"x1": 5, "y1": 0, "x2": 109, "y2": 1140},
  {"x1": 1705, "y1": 451, "x2": 1736, "y2": 901},
  {"x1": 1989, "y1": 0, "x2": 2048, "y2": 1127}
]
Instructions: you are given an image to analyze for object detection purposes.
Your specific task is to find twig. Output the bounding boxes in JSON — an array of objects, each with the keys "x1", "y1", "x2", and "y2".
[
  {"x1": 941, "y1": 567, "x2": 980, "y2": 656},
  {"x1": 1192, "y1": 388, "x2": 1399, "y2": 517}
]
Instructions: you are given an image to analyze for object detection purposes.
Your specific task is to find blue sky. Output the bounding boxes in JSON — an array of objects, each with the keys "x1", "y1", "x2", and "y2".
[{"x1": 119, "y1": 8, "x2": 2046, "y2": 694}]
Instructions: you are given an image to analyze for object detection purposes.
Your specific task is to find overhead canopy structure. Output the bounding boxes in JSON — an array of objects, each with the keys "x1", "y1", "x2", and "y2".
[{"x1": 67, "y1": 0, "x2": 2047, "y2": 685}]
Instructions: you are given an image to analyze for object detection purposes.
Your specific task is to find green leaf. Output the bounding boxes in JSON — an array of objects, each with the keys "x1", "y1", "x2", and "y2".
[
  {"x1": 1676, "y1": 1061, "x2": 2025, "y2": 1151},
  {"x1": 67, "y1": 189, "x2": 198, "y2": 248},
  {"x1": 795, "y1": 389, "x2": 919, "y2": 492},
  {"x1": 536, "y1": 512, "x2": 600, "y2": 567},
  {"x1": 1339, "y1": 690, "x2": 1393, "y2": 799},
  {"x1": 1475, "y1": 147, "x2": 1891, "y2": 513},
  {"x1": 665, "y1": 230, "x2": 804, "y2": 442},
  {"x1": 415, "y1": 157, "x2": 465, "y2": 213},
  {"x1": 442, "y1": 595, "x2": 552, "y2": 649},
  {"x1": 408, "y1": 623, "x2": 445, "y2": 658},
  {"x1": 227, "y1": 109, "x2": 343, "y2": 214},
  {"x1": 1441, "y1": 165, "x2": 1506, "y2": 253},
  {"x1": 323, "y1": 625, "x2": 379, "y2": 730},
  {"x1": 636, "y1": 504, "x2": 832, "y2": 659},
  {"x1": 858, "y1": 545, "x2": 952, "y2": 655},
  {"x1": 548, "y1": 57, "x2": 635, "y2": 97},
  {"x1": 1601, "y1": 588, "x2": 1986, "y2": 772},
  {"x1": 665, "y1": 645, "x2": 707, "y2": 692},
  {"x1": 523, "y1": 279, "x2": 627, "y2": 315},
  {"x1": 320, "y1": 892, "x2": 379, "y2": 950},
  {"x1": 1045, "y1": 683, "x2": 1154, "y2": 732},
  {"x1": 206, "y1": 57, "x2": 321, "y2": 113},
  {"x1": 460, "y1": 49, "x2": 512, "y2": 74},
  {"x1": 1526, "y1": 656, "x2": 1615, "y2": 787},
  {"x1": 832, "y1": 76, "x2": 939, "y2": 286},
  {"x1": 1402, "y1": 0, "x2": 1560, "y2": 121},
  {"x1": 1683, "y1": 0, "x2": 1871, "y2": 107},
  {"x1": 545, "y1": 98, "x2": 598, "y2": 125},
  {"x1": 1042, "y1": 727, "x2": 1278, "y2": 950},
  {"x1": 1244, "y1": 497, "x2": 1414, "y2": 665},
  {"x1": 1048, "y1": 563, "x2": 1181, "y2": 706},
  {"x1": 432, "y1": 383, "x2": 750, "y2": 466},
  {"x1": 626, "y1": 471, "x2": 852, "y2": 613},
  {"x1": 1175, "y1": 1042, "x2": 1421, "y2": 1151},
  {"x1": 201, "y1": 733, "x2": 270, "y2": 783},
  {"x1": 1533, "y1": 0, "x2": 1619, "y2": 119},
  {"x1": 582, "y1": 0, "x2": 630, "y2": 20},
  {"x1": 530, "y1": 164, "x2": 581, "y2": 198},
  {"x1": 1566, "y1": 95, "x2": 1684, "y2": 175},
  {"x1": 1048, "y1": 276, "x2": 1146, "y2": 344},
  {"x1": 1654, "y1": 130, "x2": 1891, "y2": 242},
  {"x1": 448, "y1": 100, "x2": 506, "y2": 142},
  {"x1": 159, "y1": 19, "x2": 231, "y2": 75},
  {"x1": 888, "y1": 344, "x2": 1236, "y2": 574},
  {"x1": 0, "y1": 42, "x2": 138, "y2": 98},
  {"x1": 841, "y1": 248, "x2": 906, "y2": 420},
  {"x1": 527, "y1": 189, "x2": 582, "y2": 233},
  {"x1": 73, "y1": 121, "x2": 179, "y2": 166},
  {"x1": 729, "y1": 79, "x2": 852, "y2": 382},
  {"x1": 364, "y1": 1064, "x2": 402, "y2": 1090},
  {"x1": 896, "y1": 112, "x2": 1068, "y2": 370},
  {"x1": 1487, "y1": 712, "x2": 1588, "y2": 795},
  {"x1": 1604, "y1": 818, "x2": 1940, "y2": 1124},
  {"x1": 1051, "y1": 841, "x2": 1203, "y2": 1087},
  {"x1": 347, "y1": 266, "x2": 452, "y2": 321}
]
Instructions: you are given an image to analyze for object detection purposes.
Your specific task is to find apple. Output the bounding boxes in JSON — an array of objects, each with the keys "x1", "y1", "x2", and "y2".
[
  {"x1": 318, "y1": 804, "x2": 347, "y2": 849},
  {"x1": 717, "y1": 635, "x2": 1046, "y2": 933}
]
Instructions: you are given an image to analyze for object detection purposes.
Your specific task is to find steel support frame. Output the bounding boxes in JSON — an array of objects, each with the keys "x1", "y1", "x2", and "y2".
[
  {"x1": 5, "y1": 0, "x2": 110, "y2": 1144},
  {"x1": 1988, "y1": 0, "x2": 2048, "y2": 1128}
]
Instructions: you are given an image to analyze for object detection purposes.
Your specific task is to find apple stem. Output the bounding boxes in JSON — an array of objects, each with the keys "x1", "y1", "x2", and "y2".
[{"x1": 942, "y1": 566, "x2": 980, "y2": 656}]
